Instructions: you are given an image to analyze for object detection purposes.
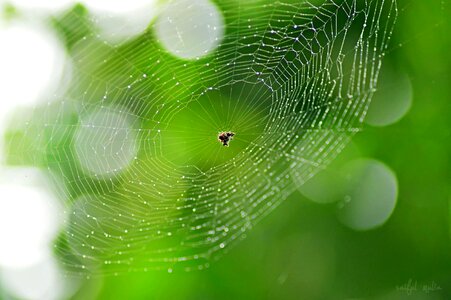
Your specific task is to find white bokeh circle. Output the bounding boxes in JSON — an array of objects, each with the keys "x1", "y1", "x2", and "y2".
[
  {"x1": 73, "y1": 107, "x2": 138, "y2": 179},
  {"x1": 86, "y1": 0, "x2": 157, "y2": 14},
  {"x1": 87, "y1": 0, "x2": 158, "y2": 43},
  {"x1": 0, "y1": 255, "x2": 74, "y2": 300},
  {"x1": 2, "y1": 0, "x2": 74, "y2": 12},
  {"x1": 0, "y1": 22, "x2": 68, "y2": 112},
  {"x1": 0, "y1": 168, "x2": 64, "y2": 269},
  {"x1": 154, "y1": 0, "x2": 225, "y2": 59}
]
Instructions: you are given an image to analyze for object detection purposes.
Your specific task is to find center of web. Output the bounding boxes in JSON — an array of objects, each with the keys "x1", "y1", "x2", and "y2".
[
  {"x1": 218, "y1": 131, "x2": 235, "y2": 147},
  {"x1": 159, "y1": 81, "x2": 272, "y2": 171}
]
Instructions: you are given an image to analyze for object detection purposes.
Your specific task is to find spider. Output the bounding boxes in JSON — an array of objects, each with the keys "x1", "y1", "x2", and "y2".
[{"x1": 218, "y1": 131, "x2": 235, "y2": 147}]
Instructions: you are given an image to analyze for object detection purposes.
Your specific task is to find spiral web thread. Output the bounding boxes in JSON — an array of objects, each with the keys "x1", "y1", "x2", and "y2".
[{"x1": 6, "y1": 0, "x2": 397, "y2": 274}]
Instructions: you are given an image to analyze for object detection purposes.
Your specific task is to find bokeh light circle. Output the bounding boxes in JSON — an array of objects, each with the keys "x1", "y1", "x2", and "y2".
[
  {"x1": 73, "y1": 107, "x2": 138, "y2": 179},
  {"x1": 336, "y1": 159, "x2": 398, "y2": 231},
  {"x1": 0, "y1": 168, "x2": 63, "y2": 269},
  {"x1": 0, "y1": 22, "x2": 68, "y2": 111},
  {"x1": 365, "y1": 65, "x2": 413, "y2": 127},
  {"x1": 154, "y1": 0, "x2": 225, "y2": 59}
]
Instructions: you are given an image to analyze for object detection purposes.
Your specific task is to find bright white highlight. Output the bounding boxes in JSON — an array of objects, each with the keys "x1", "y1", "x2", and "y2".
[
  {"x1": 0, "y1": 22, "x2": 68, "y2": 113},
  {"x1": 3, "y1": 0, "x2": 158, "y2": 42},
  {"x1": 86, "y1": 0, "x2": 157, "y2": 14},
  {"x1": 0, "y1": 168, "x2": 63, "y2": 269},
  {"x1": 2, "y1": 0, "x2": 73, "y2": 12},
  {"x1": 336, "y1": 159, "x2": 398, "y2": 231},
  {"x1": 155, "y1": 0, "x2": 225, "y2": 59},
  {"x1": 4, "y1": 0, "x2": 152, "y2": 13},
  {"x1": 0, "y1": 255, "x2": 71, "y2": 300},
  {"x1": 73, "y1": 107, "x2": 138, "y2": 178},
  {"x1": 87, "y1": 0, "x2": 158, "y2": 43},
  {"x1": 0, "y1": 168, "x2": 71, "y2": 299}
]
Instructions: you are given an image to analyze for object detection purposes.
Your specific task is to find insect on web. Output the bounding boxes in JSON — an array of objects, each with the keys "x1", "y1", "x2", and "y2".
[{"x1": 5, "y1": 0, "x2": 397, "y2": 274}]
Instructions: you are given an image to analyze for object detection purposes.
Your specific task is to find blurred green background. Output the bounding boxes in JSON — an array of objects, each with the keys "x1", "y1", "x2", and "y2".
[{"x1": 0, "y1": 0, "x2": 450, "y2": 299}]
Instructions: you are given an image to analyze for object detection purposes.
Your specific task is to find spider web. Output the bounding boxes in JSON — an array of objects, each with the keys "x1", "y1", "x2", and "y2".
[{"x1": 5, "y1": 0, "x2": 397, "y2": 274}]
